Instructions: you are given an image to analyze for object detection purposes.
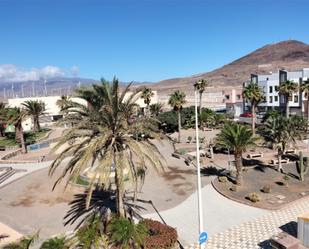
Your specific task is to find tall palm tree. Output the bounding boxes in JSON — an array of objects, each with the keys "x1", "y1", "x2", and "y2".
[
  {"x1": 0, "y1": 102, "x2": 7, "y2": 137},
  {"x1": 22, "y1": 100, "x2": 46, "y2": 132},
  {"x1": 140, "y1": 87, "x2": 154, "y2": 116},
  {"x1": 56, "y1": 95, "x2": 71, "y2": 112},
  {"x1": 278, "y1": 80, "x2": 298, "y2": 118},
  {"x1": 49, "y1": 78, "x2": 164, "y2": 217},
  {"x1": 193, "y1": 79, "x2": 208, "y2": 114},
  {"x1": 149, "y1": 102, "x2": 164, "y2": 117},
  {"x1": 262, "y1": 115, "x2": 301, "y2": 172},
  {"x1": 168, "y1": 90, "x2": 186, "y2": 143},
  {"x1": 216, "y1": 122, "x2": 258, "y2": 185},
  {"x1": 300, "y1": 78, "x2": 309, "y2": 122},
  {"x1": 242, "y1": 82, "x2": 264, "y2": 135},
  {"x1": 6, "y1": 107, "x2": 27, "y2": 153}
]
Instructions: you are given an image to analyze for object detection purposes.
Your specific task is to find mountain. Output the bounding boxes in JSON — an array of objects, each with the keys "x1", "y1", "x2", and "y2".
[
  {"x1": 2, "y1": 40, "x2": 309, "y2": 100},
  {"x1": 151, "y1": 40, "x2": 309, "y2": 95}
]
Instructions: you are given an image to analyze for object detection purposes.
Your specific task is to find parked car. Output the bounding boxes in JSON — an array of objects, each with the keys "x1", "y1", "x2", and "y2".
[{"x1": 240, "y1": 112, "x2": 253, "y2": 118}]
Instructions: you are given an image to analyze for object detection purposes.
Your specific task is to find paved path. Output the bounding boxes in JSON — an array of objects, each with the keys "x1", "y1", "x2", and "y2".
[{"x1": 144, "y1": 184, "x2": 268, "y2": 246}]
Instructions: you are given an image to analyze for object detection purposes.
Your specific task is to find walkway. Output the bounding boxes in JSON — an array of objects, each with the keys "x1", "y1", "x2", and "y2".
[
  {"x1": 144, "y1": 184, "x2": 268, "y2": 246},
  {"x1": 145, "y1": 183, "x2": 309, "y2": 249}
]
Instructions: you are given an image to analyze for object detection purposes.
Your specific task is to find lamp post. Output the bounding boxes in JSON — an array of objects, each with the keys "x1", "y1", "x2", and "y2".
[{"x1": 194, "y1": 89, "x2": 204, "y2": 248}]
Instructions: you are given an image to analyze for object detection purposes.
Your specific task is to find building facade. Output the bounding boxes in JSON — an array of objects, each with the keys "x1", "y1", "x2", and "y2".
[{"x1": 245, "y1": 68, "x2": 309, "y2": 115}]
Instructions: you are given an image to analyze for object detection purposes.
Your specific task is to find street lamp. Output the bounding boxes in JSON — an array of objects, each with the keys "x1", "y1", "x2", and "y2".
[{"x1": 194, "y1": 87, "x2": 205, "y2": 248}]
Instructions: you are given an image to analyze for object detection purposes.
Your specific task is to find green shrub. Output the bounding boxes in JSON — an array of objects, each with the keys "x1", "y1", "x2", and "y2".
[
  {"x1": 218, "y1": 176, "x2": 228, "y2": 183},
  {"x1": 144, "y1": 219, "x2": 177, "y2": 249},
  {"x1": 178, "y1": 148, "x2": 187, "y2": 155},
  {"x1": 187, "y1": 136, "x2": 192, "y2": 143},
  {"x1": 248, "y1": 192, "x2": 261, "y2": 203},
  {"x1": 40, "y1": 236, "x2": 66, "y2": 249},
  {"x1": 108, "y1": 217, "x2": 147, "y2": 249},
  {"x1": 261, "y1": 185, "x2": 271, "y2": 193}
]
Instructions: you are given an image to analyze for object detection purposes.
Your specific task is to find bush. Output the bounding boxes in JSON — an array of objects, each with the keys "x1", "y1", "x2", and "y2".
[
  {"x1": 178, "y1": 148, "x2": 187, "y2": 155},
  {"x1": 261, "y1": 185, "x2": 271, "y2": 193},
  {"x1": 248, "y1": 192, "x2": 261, "y2": 203},
  {"x1": 187, "y1": 136, "x2": 192, "y2": 143},
  {"x1": 218, "y1": 176, "x2": 228, "y2": 183},
  {"x1": 108, "y1": 217, "x2": 147, "y2": 249},
  {"x1": 144, "y1": 219, "x2": 177, "y2": 249},
  {"x1": 40, "y1": 236, "x2": 66, "y2": 249}
]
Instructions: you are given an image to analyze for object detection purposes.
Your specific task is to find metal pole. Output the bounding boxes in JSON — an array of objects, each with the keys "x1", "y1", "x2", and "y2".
[
  {"x1": 44, "y1": 79, "x2": 47, "y2": 96},
  {"x1": 195, "y1": 90, "x2": 204, "y2": 248}
]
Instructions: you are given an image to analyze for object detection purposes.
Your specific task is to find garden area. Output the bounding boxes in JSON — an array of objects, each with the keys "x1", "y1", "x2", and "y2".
[
  {"x1": 213, "y1": 161, "x2": 309, "y2": 209},
  {"x1": 0, "y1": 128, "x2": 50, "y2": 147}
]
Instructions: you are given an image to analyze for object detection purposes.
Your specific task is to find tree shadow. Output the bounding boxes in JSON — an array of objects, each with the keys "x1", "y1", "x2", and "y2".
[
  {"x1": 64, "y1": 188, "x2": 148, "y2": 229},
  {"x1": 201, "y1": 166, "x2": 226, "y2": 176},
  {"x1": 258, "y1": 239, "x2": 272, "y2": 248}
]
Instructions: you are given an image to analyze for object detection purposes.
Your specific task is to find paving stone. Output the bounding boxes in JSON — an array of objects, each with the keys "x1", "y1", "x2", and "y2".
[{"x1": 183, "y1": 196, "x2": 309, "y2": 249}]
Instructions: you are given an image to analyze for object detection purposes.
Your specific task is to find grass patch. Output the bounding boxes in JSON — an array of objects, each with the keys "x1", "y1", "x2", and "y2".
[{"x1": 0, "y1": 128, "x2": 50, "y2": 147}]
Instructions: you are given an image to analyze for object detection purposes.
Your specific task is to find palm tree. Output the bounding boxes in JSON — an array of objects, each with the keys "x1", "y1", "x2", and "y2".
[
  {"x1": 262, "y1": 115, "x2": 301, "y2": 172},
  {"x1": 149, "y1": 102, "x2": 164, "y2": 117},
  {"x1": 242, "y1": 82, "x2": 264, "y2": 135},
  {"x1": 6, "y1": 107, "x2": 27, "y2": 153},
  {"x1": 193, "y1": 79, "x2": 208, "y2": 114},
  {"x1": 300, "y1": 79, "x2": 309, "y2": 123},
  {"x1": 56, "y1": 95, "x2": 70, "y2": 112},
  {"x1": 216, "y1": 122, "x2": 258, "y2": 185},
  {"x1": 22, "y1": 100, "x2": 46, "y2": 132},
  {"x1": 49, "y1": 78, "x2": 164, "y2": 217},
  {"x1": 278, "y1": 80, "x2": 298, "y2": 118},
  {"x1": 0, "y1": 102, "x2": 7, "y2": 137},
  {"x1": 140, "y1": 87, "x2": 154, "y2": 116},
  {"x1": 168, "y1": 90, "x2": 186, "y2": 143}
]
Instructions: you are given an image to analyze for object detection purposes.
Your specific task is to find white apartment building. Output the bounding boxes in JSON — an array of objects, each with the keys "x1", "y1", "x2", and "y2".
[{"x1": 246, "y1": 68, "x2": 309, "y2": 115}]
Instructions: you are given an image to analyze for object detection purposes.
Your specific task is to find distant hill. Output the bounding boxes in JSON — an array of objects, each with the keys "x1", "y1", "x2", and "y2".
[
  {"x1": 151, "y1": 40, "x2": 309, "y2": 95},
  {"x1": 2, "y1": 40, "x2": 309, "y2": 100}
]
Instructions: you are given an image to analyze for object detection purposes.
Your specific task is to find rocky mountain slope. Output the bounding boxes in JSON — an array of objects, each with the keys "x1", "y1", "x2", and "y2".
[{"x1": 151, "y1": 40, "x2": 309, "y2": 95}]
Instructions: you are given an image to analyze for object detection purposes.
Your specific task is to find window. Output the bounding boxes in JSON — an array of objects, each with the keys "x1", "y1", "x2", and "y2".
[
  {"x1": 225, "y1": 95, "x2": 230, "y2": 100},
  {"x1": 269, "y1": 96, "x2": 273, "y2": 103},
  {"x1": 237, "y1": 94, "x2": 241, "y2": 100},
  {"x1": 275, "y1": 86, "x2": 279, "y2": 92},
  {"x1": 269, "y1": 86, "x2": 273, "y2": 93},
  {"x1": 288, "y1": 96, "x2": 292, "y2": 101},
  {"x1": 274, "y1": 96, "x2": 278, "y2": 102},
  {"x1": 294, "y1": 95, "x2": 299, "y2": 103}
]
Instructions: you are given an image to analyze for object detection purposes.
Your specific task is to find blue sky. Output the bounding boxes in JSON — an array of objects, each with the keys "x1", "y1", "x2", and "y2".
[{"x1": 0, "y1": 0, "x2": 309, "y2": 82}]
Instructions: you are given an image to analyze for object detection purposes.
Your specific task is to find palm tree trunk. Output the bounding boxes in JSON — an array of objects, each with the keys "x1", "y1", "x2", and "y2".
[
  {"x1": 17, "y1": 124, "x2": 27, "y2": 154},
  {"x1": 33, "y1": 116, "x2": 39, "y2": 132},
  {"x1": 286, "y1": 95, "x2": 289, "y2": 118},
  {"x1": 235, "y1": 153, "x2": 243, "y2": 185},
  {"x1": 114, "y1": 155, "x2": 125, "y2": 217},
  {"x1": 178, "y1": 110, "x2": 181, "y2": 143},
  {"x1": 199, "y1": 92, "x2": 203, "y2": 114},
  {"x1": 307, "y1": 99, "x2": 309, "y2": 130},
  {"x1": 278, "y1": 150, "x2": 282, "y2": 172},
  {"x1": 36, "y1": 115, "x2": 40, "y2": 131},
  {"x1": 251, "y1": 104, "x2": 256, "y2": 136}
]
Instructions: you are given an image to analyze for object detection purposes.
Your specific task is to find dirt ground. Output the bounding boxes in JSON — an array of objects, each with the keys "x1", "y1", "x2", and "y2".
[{"x1": 213, "y1": 162, "x2": 309, "y2": 209}]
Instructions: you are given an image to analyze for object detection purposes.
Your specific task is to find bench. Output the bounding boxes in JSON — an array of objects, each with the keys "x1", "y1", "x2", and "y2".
[
  {"x1": 271, "y1": 158, "x2": 290, "y2": 165},
  {"x1": 284, "y1": 149, "x2": 296, "y2": 155},
  {"x1": 247, "y1": 152, "x2": 263, "y2": 159},
  {"x1": 0, "y1": 146, "x2": 5, "y2": 151}
]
